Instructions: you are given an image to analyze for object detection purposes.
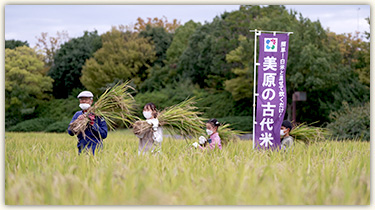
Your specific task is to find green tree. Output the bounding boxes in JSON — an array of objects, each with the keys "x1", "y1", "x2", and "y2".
[
  {"x1": 178, "y1": 5, "x2": 294, "y2": 90},
  {"x1": 5, "y1": 39, "x2": 29, "y2": 49},
  {"x1": 5, "y1": 46, "x2": 54, "y2": 126},
  {"x1": 80, "y1": 26, "x2": 156, "y2": 95},
  {"x1": 134, "y1": 5, "x2": 369, "y2": 125},
  {"x1": 343, "y1": 18, "x2": 370, "y2": 88},
  {"x1": 327, "y1": 101, "x2": 370, "y2": 141},
  {"x1": 166, "y1": 20, "x2": 201, "y2": 64},
  {"x1": 177, "y1": 17, "x2": 235, "y2": 90},
  {"x1": 224, "y1": 35, "x2": 254, "y2": 101},
  {"x1": 140, "y1": 20, "x2": 200, "y2": 92},
  {"x1": 314, "y1": 31, "x2": 370, "y2": 122},
  {"x1": 139, "y1": 25, "x2": 173, "y2": 67},
  {"x1": 48, "y1": 31, "x2": 102, "y2": 98},
  {"x1": 178, "y1": 5, "x2": 370, "y2": 124}
]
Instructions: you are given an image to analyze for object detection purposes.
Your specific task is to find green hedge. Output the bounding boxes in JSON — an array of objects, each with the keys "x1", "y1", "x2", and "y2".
[
  {"x1": 35, "y1": 97, "x2": 78, "y2": 121},
  {"x1": 8, "y1": 118, "x2": 55, "y2": 132},
  {"x1": 326, "y1": 102, "x2": 370, "y2": 141},
  {"x1": 134, "y1": 81, "x2": 252, "y2": 120},
  {"x1": 7, "y1": 118, "x2": 72, "y2": 133},
  {"x1": 44, "y1": 119, "x2": 72, "y2": 133},
  {"x1": 216, "y1": 116, "x2": 252, "y2": 132}
]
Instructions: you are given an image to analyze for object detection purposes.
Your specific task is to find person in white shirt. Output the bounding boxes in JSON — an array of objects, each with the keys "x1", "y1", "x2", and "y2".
[{"x1": 137, "y1": 103, "x2": 163, "y2": 155}]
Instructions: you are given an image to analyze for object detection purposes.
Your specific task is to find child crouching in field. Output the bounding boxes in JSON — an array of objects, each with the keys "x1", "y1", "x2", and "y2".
[
  {"x1": 280, "y1": 120, "x2": 293, "y2": 150},
  {"x1": 134, "y1": 103, "x2": 163, "y2": 155},
  {"x1": 194, "y1": 118, "x2": 222, "y2": 150}
]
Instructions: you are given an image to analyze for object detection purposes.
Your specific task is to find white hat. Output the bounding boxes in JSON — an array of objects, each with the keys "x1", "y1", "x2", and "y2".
[{"x1": 77, "y1": 91, "x2": 94, "y2": 99}]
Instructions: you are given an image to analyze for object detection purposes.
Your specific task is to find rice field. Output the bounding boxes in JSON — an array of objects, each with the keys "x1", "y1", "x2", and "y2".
[{"x1": 5, "y1": 130, "x2": 370, "y2": 205}]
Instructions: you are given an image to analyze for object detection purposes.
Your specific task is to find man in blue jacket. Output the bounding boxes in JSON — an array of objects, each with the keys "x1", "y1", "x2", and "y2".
[{"x1": 68, "y1": 91, "x2": 108, "y2": 155}]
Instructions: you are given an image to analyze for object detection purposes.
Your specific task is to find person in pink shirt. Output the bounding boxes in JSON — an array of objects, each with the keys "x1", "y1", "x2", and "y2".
[{"x1": 198, "y1": 118, "x2": 222, "y2": 150}]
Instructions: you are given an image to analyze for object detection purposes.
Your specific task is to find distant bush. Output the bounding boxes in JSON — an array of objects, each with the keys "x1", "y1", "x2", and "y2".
[
  {"x1": 8, "y1": 117, "x2": 73, "y2": 133},
  {"x1": 8, "y1": 118, "x2": 55, "y2": 132},
  {"x1": 34, "y1": 97, "x2": 78, "y2": 121},
  {"x1": 44, "y1": 119, "x2": 72, "y2": 133},
  {"x1": 216, "y1": 116, "x2": 252, "y2": 132},
  {"x1": 135, "y1": 82, "x2": 252, "y2": 120},
  {"x1": 195, "y1": 91, "x2": 237, "y2": 118},
  {"x1": 326, "y1": 102, "x2": 370, "y2": 141},
  {"x1": 135, "y1": 80, "x2": 198, "y2": 111}
]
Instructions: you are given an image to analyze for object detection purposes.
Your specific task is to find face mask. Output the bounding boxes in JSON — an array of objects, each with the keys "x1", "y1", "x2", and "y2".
[
  {"x1": 143, "y1": 111, "x2": 152, "y2": 119},
  {"x1": 206, "y1": 129, "x2": 213, "y2": 136},
  {"x1": 280, "y1": 129, "x2": 286, "y2": 136},
  {"x1": 79, "y1": 103, "x2": 91, "y2": 110}
]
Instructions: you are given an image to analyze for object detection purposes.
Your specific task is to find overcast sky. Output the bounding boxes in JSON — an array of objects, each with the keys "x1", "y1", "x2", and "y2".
[{"x1": 4, "y1": 5, "x2": 371, "y2": 47}]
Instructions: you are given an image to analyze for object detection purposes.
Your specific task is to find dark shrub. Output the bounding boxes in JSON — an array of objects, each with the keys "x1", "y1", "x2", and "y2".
[
  {"x1": 326, "y1": 102, "x2": 370, "y2": 141},
  {"x1": 216, "y1": 116, "x2": 252, "y2": 132},
  {"x1": 44, "y1": 119, "x2": 72, "y2": 133},
  {"x1": 35, "y1": 97, "x2": 78, "y2": 121},
  {"x1": 8, "y1": 118, "x2": 55, "y2": 132}
]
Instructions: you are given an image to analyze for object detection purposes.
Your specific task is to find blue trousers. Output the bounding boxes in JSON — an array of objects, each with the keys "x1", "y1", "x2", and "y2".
[{"x1": 78, "y1": 142, "x2": 103, "y2": 155}]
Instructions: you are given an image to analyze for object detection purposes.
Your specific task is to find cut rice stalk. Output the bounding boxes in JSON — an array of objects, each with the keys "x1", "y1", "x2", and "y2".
[{"x1": 69, "y1": 81, "x2": 137, "y2": 136}]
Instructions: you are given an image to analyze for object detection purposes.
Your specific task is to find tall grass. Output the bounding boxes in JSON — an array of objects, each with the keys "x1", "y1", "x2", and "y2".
[{"x1": 5, "y1": 131, "x2": 370, "y2": 205}]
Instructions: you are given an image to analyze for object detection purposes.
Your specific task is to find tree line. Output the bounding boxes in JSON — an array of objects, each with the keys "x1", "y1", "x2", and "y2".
[{"x1": 5, "y1": 5, "x2": 370, "y2": 140}]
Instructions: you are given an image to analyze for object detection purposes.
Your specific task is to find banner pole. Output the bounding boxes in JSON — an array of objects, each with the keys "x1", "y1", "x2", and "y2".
[
  {"x1": 252, "y1": 29, "x2": 260, "y2": 149},
  {"x1": 250, "y1": 29, "x2": 293, "y2": 150}
]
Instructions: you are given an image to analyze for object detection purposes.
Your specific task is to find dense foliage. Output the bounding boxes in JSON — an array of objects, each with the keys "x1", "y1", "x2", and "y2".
[
  {"x1": 5, "y1": 5, "x2": 370, "y2": 140},
  {"x1": 327, "y1": 102, "x2": 370, "y2": 141},
  {"x1": 5, "y1": 46, "x2": 54, "y2": 127},
  {"x1": 48, "y1": 31, "x2": 102, "y2": 98},
  {"x1": 80, "y1": 27, "x2": 156, "y2": 95},
  {"x1": 5, "y1": 39, "x2": 29, "y2": 49}
]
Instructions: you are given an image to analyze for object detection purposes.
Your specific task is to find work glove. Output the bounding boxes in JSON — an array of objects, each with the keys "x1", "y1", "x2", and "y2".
[
  {"x1": 146, "y1": 119, "x2": 159, "y2": 131},
  {"x1": 88, "y1": 113, "x2": 95, "y2": 126},
  {"x1": 198, "y1": 136, "x2": 207, "y2": 145},
  {"x1": 192, "y1": 142, "x2": 199, "y2": 148},
  {"x1": 153, "y1": 132, "x2": 163, "y2": 143}
]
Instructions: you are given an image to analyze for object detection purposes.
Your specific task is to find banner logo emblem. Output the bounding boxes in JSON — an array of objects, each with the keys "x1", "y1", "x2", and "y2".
[{"x1": 265, "y1": 38, "x2": 278, "y2": 52}]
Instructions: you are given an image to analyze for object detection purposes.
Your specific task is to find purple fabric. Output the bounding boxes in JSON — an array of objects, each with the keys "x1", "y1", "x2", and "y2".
[{"x1": 255, "y1": 33, "x2": 290, "y2": 150}]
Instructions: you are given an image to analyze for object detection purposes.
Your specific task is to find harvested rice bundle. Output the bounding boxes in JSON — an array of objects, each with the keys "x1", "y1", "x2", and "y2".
[
  {"x1": 70, "y1": 82, "x2": 137, "y2": 135},
  {"x1": 218, "y1": 123, "x2": 245, "y2": 144},
  {"x1": 132, "y1": 97, "x2": 205, "y2": 139},
  {"x1": 158, "y1": 97, "x2": 205, "y2": 138},
  {"x1": 195, "y1": 123, "x2": 245, "y2": 147},
  {"x1": 290, "y1": 122, "x2": 329, "y2": 144}
]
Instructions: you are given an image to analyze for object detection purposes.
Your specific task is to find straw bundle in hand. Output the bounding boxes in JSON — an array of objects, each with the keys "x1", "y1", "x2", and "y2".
[
  {"x1": 132, "y1": 97, "x2": 205, "y2": 139},
  {"x1": 218, "y1": 123, "x2": 245, "y2": 144},
  {"x1": 290, "y1": 122, "x2": 329, "y2": 144},
  {"x1": 69, "y1": 81, "x2": 137, "y2": 135},
  {"x1": 133, "y1": 120, "x2": 153, "y2": 140},
  {"x1": 158, "y1": 97, "x2": 205, "y2": 138}
]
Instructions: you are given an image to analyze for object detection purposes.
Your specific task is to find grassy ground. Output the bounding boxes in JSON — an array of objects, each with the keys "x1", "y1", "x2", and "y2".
[{"x1": 5, "y1": 130, "x2": 370, "y2": 205}]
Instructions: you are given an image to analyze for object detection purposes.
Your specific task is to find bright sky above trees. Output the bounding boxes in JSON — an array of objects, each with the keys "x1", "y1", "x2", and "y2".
[{"x1": 5, "y1": 4, "x2": 370, "y2": 47}]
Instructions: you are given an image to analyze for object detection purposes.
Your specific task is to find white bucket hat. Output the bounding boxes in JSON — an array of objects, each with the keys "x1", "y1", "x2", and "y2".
[{"x1": 77, "y1": 91, "x2": 94, "y2": 99}]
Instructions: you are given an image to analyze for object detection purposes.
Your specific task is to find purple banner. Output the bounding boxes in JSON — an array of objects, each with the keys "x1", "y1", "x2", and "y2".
[{"x1": 255, "y1": 33, "x2": 290, "y2": 150}]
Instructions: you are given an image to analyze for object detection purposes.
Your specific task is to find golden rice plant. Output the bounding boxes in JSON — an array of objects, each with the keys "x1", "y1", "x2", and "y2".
[
  {"x1": 157, "y1": 97, "x2": 205, "y2": 138},
  {"x1": 218, "y1": 123, "x2": 245, "y2": 144},
  {"x1": 132, "y1": 97, "x2": 205, "y2": 139},
  {"x1": 69, "y1": 81, "x2": 137, "y2": 135},
  {"x1": 5, "y1": 131, "x2": 371, "y2": 205},
  {"x1": 132, "y1": 97, "x2": 245, "y2": 145},
  {"x1": 290, "y1": 122, "x2": 329, "y2": 144}
]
